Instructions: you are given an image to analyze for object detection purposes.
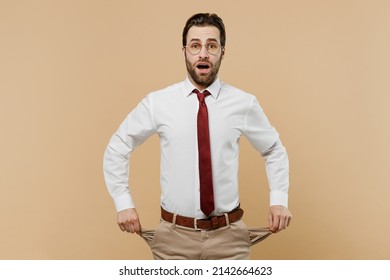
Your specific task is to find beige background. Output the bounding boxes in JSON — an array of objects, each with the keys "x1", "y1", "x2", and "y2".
[{"x1": 1, "y1": 0, "x2": 389, "y2": 259}]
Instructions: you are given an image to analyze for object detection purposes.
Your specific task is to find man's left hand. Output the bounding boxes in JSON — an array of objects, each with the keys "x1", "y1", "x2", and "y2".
[{"x1": 268, "y1": 205, "x2": 292, "y2": 233}]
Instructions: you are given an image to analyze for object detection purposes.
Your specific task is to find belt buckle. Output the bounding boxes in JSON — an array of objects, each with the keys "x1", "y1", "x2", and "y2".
[{"x1": 194, "y1": 218, "x2": 201, "y2": 231}]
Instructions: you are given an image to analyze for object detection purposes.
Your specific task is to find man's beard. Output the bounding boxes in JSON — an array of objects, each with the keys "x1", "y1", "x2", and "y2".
[{"x1": 185, "y1": 55, "x2": 222, "y2": 88}]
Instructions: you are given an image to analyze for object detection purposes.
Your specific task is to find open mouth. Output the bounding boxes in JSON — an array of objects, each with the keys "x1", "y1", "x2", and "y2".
[{"x1": 196, "y1": 63, "x2": 210, "y2": 70}]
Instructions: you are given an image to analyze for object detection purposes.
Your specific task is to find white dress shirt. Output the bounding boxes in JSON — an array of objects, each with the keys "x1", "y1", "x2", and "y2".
[{"x1": 103, "y1": 78, "x2": 289, "y2": 218}]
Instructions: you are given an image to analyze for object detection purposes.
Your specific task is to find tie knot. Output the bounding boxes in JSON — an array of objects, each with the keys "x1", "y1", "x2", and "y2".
[{"x1": 193, "y1": 89, "x2": 211, "y2": 104}]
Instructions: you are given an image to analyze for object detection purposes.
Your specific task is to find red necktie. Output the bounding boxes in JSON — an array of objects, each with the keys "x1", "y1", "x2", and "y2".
[{"x1": 194, "y1": 89, "x2": 215, "y2": 216}]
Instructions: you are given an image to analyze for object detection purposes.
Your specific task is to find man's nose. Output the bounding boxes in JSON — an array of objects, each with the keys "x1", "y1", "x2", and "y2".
[{"x1": 198, "y1": 45, "x2": 209, "y2": 59}]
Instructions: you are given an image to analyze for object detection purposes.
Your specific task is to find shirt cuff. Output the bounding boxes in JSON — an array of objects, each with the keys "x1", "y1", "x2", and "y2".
[
  {"x1": 113, "y1": 193, "x2": 135, "y2": 212},
  {"x1": 270, "y1": 190, "x2": 288, "y2": 208}
]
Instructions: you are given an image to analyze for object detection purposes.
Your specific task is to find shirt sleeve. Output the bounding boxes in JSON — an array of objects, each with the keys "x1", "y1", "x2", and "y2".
[
  {"x1": 261, "y1": 140, "x2": 289, "y2": 207},
  {"x1": 244, "y1": 98, "x2": 289, "y2": 207},
  {"x1": 103, "y1": 96, "x2": 156, "y2": 212}
]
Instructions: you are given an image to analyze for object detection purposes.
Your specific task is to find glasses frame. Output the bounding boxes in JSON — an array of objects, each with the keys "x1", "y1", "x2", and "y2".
[{"x1": 184, "y1": 42, "x2": 223, "y2": 56}]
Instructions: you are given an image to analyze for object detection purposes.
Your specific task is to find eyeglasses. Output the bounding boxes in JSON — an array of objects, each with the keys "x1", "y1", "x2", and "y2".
[{"x1": 185, "y1": 42, "x2": 222, "y2": 55}]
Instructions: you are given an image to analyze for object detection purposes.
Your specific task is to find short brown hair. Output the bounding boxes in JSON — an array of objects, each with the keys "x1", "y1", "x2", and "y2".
[{"x1": 182, "y1": 13, "x2": 226, "y2": 47}]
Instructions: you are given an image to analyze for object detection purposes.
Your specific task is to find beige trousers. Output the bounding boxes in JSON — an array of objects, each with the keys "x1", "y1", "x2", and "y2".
[{"x1": 140, "y1": 219, "x2": 271, "y2": 260}]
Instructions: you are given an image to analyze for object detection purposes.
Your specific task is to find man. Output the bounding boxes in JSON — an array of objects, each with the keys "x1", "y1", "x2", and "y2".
[{"x1": 103, "y1": 13, "x2": 291, "y2": 260}]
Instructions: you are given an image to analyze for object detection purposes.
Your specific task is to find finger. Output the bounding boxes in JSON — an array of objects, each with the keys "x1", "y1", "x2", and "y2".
[
  {"x1": 135, "y1": 219, "x2": 142, "y2": 234},
  {"x1": 287, "y1": 216, "x2": 292, "y2": 226},
  {"x1": 278, "y1": 216, "x2": 286, "y2": 231},
  {"x1": 268, "y1": 212, "x2": 273, "y2": 230},
  {"x1": 129, "y1": 221, "x2": 138, "y2": 234},
  {"x1": 281, "y1": 213, "x2": 292, "y2": 231},
  {"x1": 126, "y1": 223, "x2": 135, "y2": 233},
  {"x1": 134, "y1": 223, "x2": 141, "y2": 235},
  {"x1": 271, "y1": 214, "x2": 280, "y2": 233},
  {"x1": 284, "y1": 215, "x2": 290, "y2": 229},
  {"x1": 283, "y1": 218, "x2": 288, "y2": 230},
  {"x1": 118, "y1": 219, "x2": 127, "y2": 232},
  {"x1": 118, "y1": 223, "x2": 126, "y2": 232}
]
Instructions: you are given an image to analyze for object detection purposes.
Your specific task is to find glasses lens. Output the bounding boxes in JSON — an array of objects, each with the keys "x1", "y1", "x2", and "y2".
[
  {"x1": 207, "y1": 43, "x2": 220, "y2": 55},
  {"x1": 188, "y1": 43, "x2": 201, "y2": 55}
]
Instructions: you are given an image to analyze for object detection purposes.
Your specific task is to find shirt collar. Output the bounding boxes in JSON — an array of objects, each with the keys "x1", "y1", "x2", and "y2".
[{"x1": 184, "y1": 77, "x2": 221, "y2": 99}]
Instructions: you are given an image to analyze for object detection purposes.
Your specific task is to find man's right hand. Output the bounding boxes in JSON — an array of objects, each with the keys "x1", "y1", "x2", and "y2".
[{"x1": 117, "y1": 208, "x2": 141, "y2": 234}]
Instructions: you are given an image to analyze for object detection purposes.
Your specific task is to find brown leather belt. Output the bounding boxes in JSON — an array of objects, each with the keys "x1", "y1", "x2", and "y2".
[{"x1": 161, "y1": 207, "x2": 244, "y2": 230}]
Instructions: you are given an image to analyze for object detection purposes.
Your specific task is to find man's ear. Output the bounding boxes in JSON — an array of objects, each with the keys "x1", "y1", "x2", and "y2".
[{"x1": 221, "y1": 48, "x2": 226, "y2": 59}]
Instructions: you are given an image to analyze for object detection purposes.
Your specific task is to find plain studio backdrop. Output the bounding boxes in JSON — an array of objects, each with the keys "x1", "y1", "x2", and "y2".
[{"x1": 1, "y1": 0, "x2": 389, "y2": 259}]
